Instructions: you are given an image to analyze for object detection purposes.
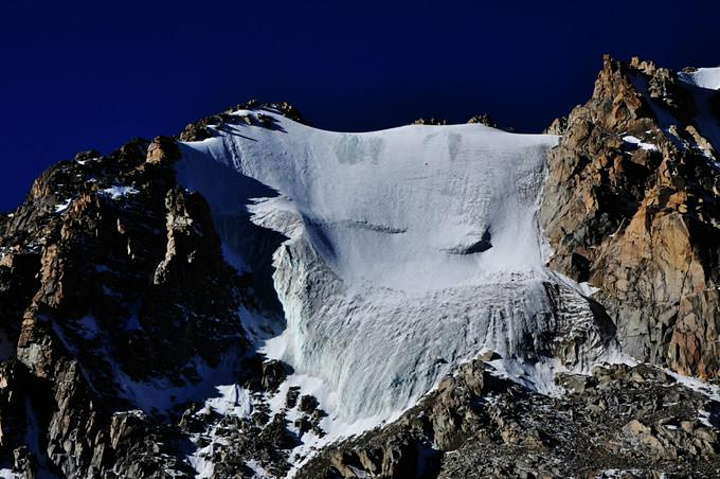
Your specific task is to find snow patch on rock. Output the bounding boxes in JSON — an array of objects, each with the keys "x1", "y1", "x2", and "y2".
[
  {"x1": 54, "y1": 198, "x2": 72, "y2": 213},
  {"x1": 622, "y1": 135, "x2": 658, "y2": 151},
  {"x1": 101, "y1": 185, "x2": 139, "y2": 199}
]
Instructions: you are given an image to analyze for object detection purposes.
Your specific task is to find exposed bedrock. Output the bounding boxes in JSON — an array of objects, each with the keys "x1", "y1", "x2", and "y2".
[{"x1": 541, "y1": 55, "x2": 720, "y2": 379}]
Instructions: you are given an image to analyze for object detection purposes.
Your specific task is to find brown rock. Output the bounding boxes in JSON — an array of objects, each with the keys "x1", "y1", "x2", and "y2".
[{"x1": 146, "y1": 136, "x2": 181, "y2": 164}]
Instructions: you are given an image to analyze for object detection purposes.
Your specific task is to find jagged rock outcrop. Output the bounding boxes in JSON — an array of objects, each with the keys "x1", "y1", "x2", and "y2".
[
  {"x1": 467, "y1": 113, "x2": 498, "y2": 128},
  {"x1": 178, "y1": 100, "x2": 307, "y2": 142},
  {"x1": 541, "y1": 55, "x2": 720, "y2": 379},
  {"x1": 412, "y1": 117, "x2": 448, "y2": 125},
  {"x1": 0, "y1": 133, "x2": 257, "y2": 476},
  {"x1": 0, "y1": 108, "x2": 332, "y2": 477},
  {"x1": 298, "y1": 357, "x2": 720, "y2": 478}
]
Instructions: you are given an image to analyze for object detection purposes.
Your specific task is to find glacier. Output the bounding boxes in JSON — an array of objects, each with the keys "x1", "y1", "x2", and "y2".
[{"x1": 175, "y1": 109, "x2": 616, "y2": 425}]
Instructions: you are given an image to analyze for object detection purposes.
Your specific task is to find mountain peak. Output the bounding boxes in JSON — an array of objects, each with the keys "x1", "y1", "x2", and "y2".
[{"x1": 2, "y1": 57, "x2": 720, "y2": 478}]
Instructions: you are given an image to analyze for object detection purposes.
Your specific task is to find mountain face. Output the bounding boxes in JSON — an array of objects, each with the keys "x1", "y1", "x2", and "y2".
[
  {"x1": 0, "y1": 58, "x2": 719, "y2": 478},
  {"x1": 542, "y1": 56, "x2": 720, "y2": 380}
]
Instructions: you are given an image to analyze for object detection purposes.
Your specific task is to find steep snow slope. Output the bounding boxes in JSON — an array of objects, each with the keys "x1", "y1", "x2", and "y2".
[
  {"x1": 679, "y1": 67, "x2": 720, "y2": 90},
  {"x1": 678, "y1": 67, "x2": 720, "y2": 155},
  {"x1": 176, "y1": 110, "x2": 613, "y2": 423}
]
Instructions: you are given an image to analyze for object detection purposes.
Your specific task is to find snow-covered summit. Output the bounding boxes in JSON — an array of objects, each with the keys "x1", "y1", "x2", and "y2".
[
  {"x1": 8, "y1": 57, "x2": 720, "y2": 479},
  {"x1": 176, "y1": 110, "x2": 611, "y2": 423},
  {"x1": 181, "y1": 110, "x2": 554, "y2": 290}
]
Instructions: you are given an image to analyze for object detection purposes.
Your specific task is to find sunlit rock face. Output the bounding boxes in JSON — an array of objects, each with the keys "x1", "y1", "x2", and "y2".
[{"x1": 541, "y1": 57, "x2": 720, "y2": 379}]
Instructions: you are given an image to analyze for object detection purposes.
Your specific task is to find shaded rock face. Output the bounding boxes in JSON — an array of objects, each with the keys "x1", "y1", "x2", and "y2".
[
  {"x1": 540, "y1": 55, "x2": 720, "y2": 379},
  {"x1": 0, "y1": 135, "x2": 254, "y2": 477}
]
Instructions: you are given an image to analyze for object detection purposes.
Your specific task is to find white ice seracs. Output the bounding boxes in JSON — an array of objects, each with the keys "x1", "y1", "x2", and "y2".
[{"x1": 176, "y1": 109, "x2": 612, "y2": 426}]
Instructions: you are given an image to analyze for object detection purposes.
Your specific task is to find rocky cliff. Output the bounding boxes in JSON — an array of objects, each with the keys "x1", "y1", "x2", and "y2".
[
  {"x1": 0, "y1": 129, "x2": 291, "y2": 477},
  {"x1": 541, "y1": 55, "x2": 720, "y2": 379}
]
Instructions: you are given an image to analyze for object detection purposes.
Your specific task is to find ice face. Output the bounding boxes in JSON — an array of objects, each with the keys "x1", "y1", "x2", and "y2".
[
  {"x1": 176, "y1": 110, "x2": 604, "y2": 422},
  {"x1": 679, "y1": 67, "x2": 720, "y2": 91}
]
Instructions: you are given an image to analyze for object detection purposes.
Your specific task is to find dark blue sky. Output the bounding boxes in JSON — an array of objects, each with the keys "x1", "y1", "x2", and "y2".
[{"x1": 2, "y1": 0, "x2": 718, "y2": 211}]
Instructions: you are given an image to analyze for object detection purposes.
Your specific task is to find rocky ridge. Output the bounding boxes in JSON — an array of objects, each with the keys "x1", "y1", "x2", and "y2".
[
  {"x1": 0, "y1": 129, "x2": 309, "y2": 477},
  {"x1": 541, "y1": 55, "x2": 720, "y2": 380}
]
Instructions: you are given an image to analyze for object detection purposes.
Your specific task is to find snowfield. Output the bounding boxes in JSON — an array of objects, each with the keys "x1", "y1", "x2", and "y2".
[{"x1": 176, "y1": 109, "x2": 614, "y2": 431}]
